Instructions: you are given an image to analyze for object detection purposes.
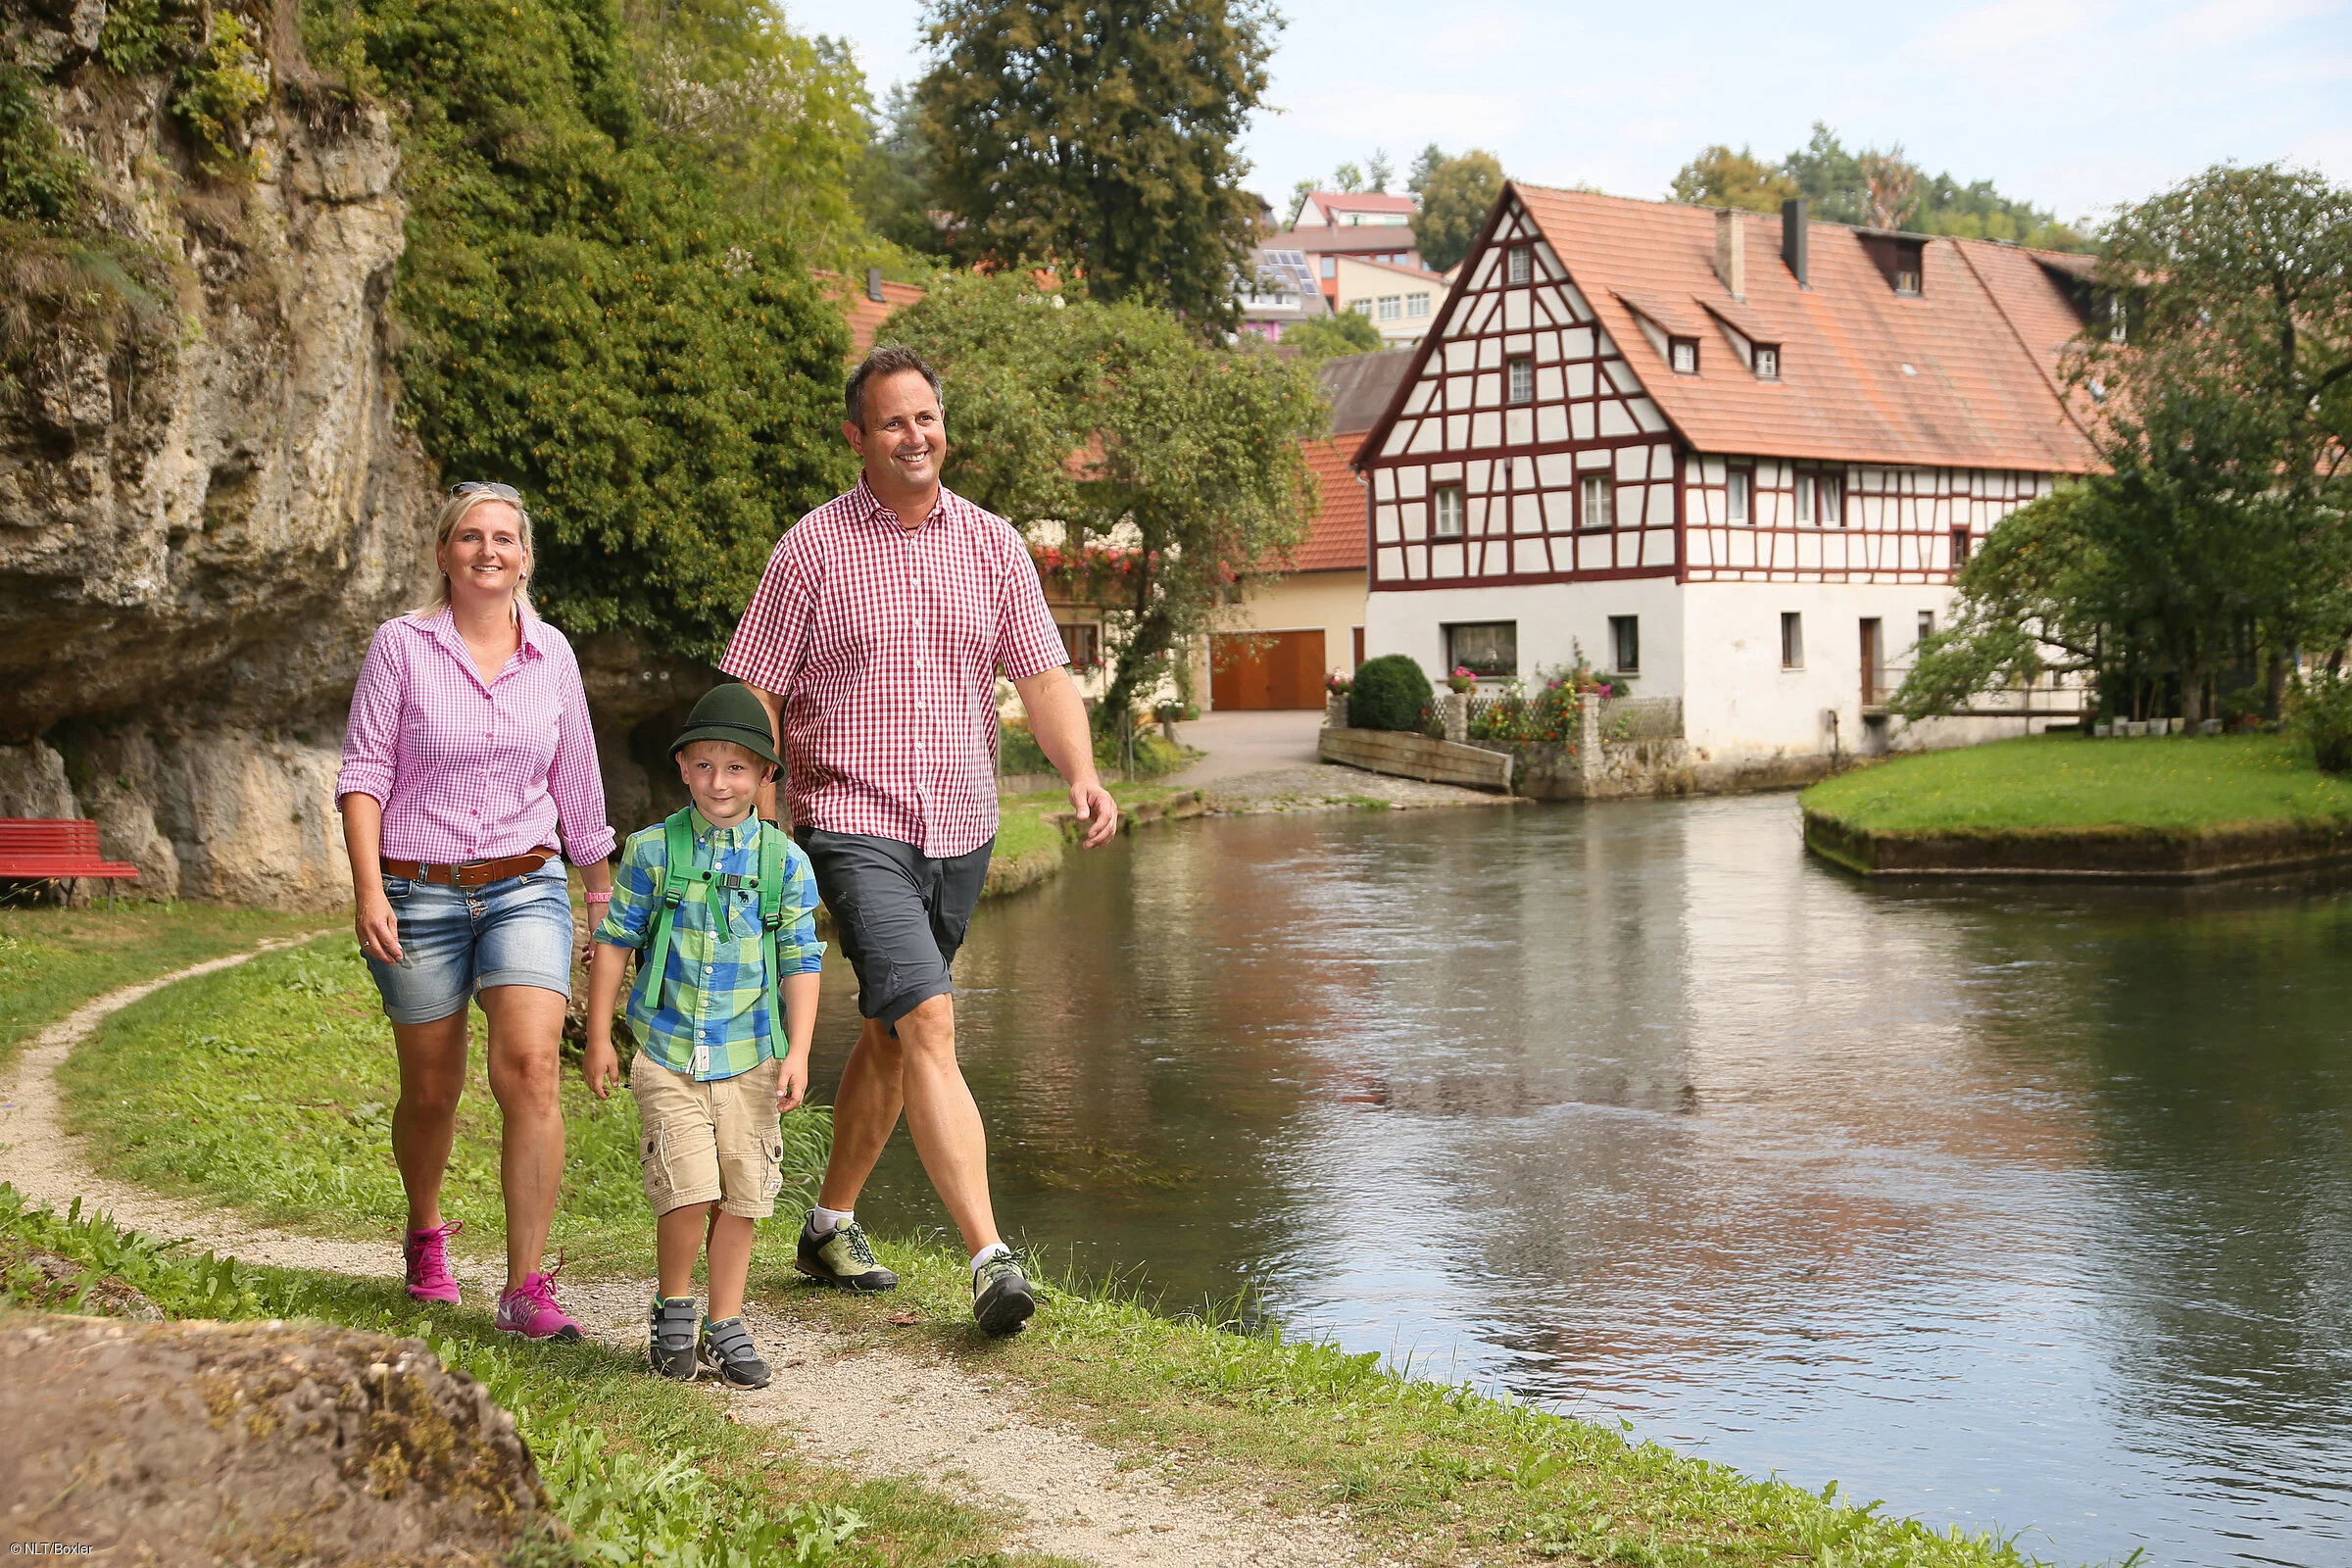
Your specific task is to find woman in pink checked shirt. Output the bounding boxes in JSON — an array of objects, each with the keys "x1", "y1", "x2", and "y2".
[{"x1": 336, "y1": 482, "x2": 614, "y2": 1343}]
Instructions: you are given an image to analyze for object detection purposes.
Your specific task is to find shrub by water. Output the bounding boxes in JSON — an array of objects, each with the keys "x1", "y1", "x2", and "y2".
[{"x1": 1349, "y1": 655, "x2": 1433, "y2": 732}]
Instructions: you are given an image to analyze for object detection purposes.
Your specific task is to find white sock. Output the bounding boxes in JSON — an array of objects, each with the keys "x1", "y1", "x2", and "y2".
[
  {"x1": 811, "y1": 1205, "x2": 853, "y2": 1237},
  {"x1": 970, "y1": 1242, "x2": 1010, "y2": 1279}
]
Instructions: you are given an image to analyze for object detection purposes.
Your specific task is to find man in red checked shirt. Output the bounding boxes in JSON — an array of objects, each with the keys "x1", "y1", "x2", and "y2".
[{"x1": 721, "y1": 345, "x2": 1117, "y2": 1337}]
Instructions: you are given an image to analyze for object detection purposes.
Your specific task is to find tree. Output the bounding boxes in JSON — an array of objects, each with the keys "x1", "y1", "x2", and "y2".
[
  {"x1": 1412, "y1": 149, "x2": 1503, "y2": 273},
  {"x1": 884, "y1": 273, "x2": 1325, "y2": 724},
  {"x1": 1284, "y1": 310, "x2": 1383, "y2": 361},
  {"x1": 916, "y1": 0, "x2": 1276, "y2": 330},
  {"x1": 1667, "y1": 145, "x2": 1796, "y2": 214},
  {"x1": 852, "y1": 83, "x2": 954, "y2": 263},
  {"x1": 1364, "y1": 148, "x2": 1394, "y2": 195},
  {"x1": 1407, "y1": 142, "x2": 1445, "y2": 198}
]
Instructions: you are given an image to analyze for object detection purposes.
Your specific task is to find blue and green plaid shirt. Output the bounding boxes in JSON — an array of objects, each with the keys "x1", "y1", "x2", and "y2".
[{"x1": 594, "y1": 808, "x2": 823, "y2": 1082}]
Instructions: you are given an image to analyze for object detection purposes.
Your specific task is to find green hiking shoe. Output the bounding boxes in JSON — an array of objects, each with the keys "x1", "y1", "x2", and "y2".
[
  {"x1": 648, "y1": 1296, "x2": 699, "y2": 1381},
  {"x1": 972, "y1": 1249, "x2": 1036, "y2": 1338},
  {"x1": 698, "y1": 1315, "x2": 772, "y2": 1389},
  {"x1": 795, "y1": 1215, "x2": 898, "y2": 1292}
]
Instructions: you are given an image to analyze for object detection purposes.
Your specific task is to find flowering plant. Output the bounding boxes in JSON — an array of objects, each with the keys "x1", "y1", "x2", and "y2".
[
  {"x1": 1325, "y1": 669, "x2": 1353, "y2": 695},
  {"x1": 1446, "y1": 664, "x2": 1479, "y2": 694}
]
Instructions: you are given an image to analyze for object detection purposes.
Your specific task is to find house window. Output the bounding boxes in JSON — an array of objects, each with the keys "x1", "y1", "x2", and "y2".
[
  {"x1": 1609, "y1": 615, "x2": 1640, "y2": 674},
  {"x1": 1446, "y1": 621, "x2": 1518, "y2": 678},
  {"x1": 1507, "y1": 357, "x2": 1534, "y2": 404},
  {"x1": 1753, "y1": 343, "x2": 1781, "y2": 379},
  {"x1": 2108, "y1": 294, "x2": 2129, "y2": 345},
  {"x1": 1349, "y1": 299, "x2": 1372, "y2": 316},
  {"x1": 1407, "y1": 292, "x2": 1431, "y2": 318},
  {"x1": 1951, "y1": 525, "x2": 1973, "y2": 566},
  {"x1": 1320, "y1": 256, "x2": 1336, "y2": 279},
  {"x1": 1917, "y1": 610, "x2": 1936, "y2": 646},
  {"x1": 1580, "y1": 473, "x2": 1615, "y2": 530},
  {"x1": 1378, "y1": 295, "x2": 1401, "y2": 321},
  {"x1": 1794, "y1": 473, "x2": 1815, "y2": 525},
  {"x1": 1433, "y1": 485, "x2": 1465, "y2": 539},
  {"x1": 1057, "y1": 621, "x2": 1100, "y2": 668},
  {"x1": 1895, "y1": 267, "x2": 1921, "y2": 295},
  {"x1": 1670, "y1": 337, "x2": 1698, "y2": 374},
  {"x1": 1507, "y1": 246, "x2": 1531, "y2": 285},
  {"x1": 1727, "y1": 467, "x2": 1751, "y2": 524},
  {"x1": 1818, "y1": 472, "x2": 1844, "y2": 526},
  {"x1": 1781, "y1": 612, "x2": 1804, "y2": 669}
]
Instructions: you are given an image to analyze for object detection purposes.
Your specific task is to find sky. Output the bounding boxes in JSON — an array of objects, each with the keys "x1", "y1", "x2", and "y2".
[{"x1": 813, "y1": 0, "x2": 2352, "y2": 225}]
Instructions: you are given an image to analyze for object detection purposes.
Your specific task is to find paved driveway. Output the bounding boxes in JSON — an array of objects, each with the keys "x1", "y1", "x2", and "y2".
[{"x1": 1161, "y1": 709, "x2": 1326, "y2": 785}]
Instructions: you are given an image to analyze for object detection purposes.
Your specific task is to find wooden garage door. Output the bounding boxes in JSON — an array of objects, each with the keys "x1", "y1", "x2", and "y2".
[{"x1": 1210, "y1": 630, "x2": 1326, "y2": 710}]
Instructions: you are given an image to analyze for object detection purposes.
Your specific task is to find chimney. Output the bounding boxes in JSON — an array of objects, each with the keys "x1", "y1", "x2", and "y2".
[
  {"x1": 1714, "y1": 208, "x2": 1745, "y2": 300},
  {"x1": 864, "y1": 267, "x2": 885, "y2": 304},
  {"x1": 1781, "y1": 198, "x2": 1809, "y2": 288}
]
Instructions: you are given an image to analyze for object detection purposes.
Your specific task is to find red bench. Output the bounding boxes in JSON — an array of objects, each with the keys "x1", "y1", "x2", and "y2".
[{"x1": 0, "y1": 818, "x2": 139, "y2": 906}]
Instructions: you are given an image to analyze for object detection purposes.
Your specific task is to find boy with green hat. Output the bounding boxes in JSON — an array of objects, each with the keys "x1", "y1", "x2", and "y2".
[{"x1": 581, "y1": 681, "x2": 823, "y2": 1387}]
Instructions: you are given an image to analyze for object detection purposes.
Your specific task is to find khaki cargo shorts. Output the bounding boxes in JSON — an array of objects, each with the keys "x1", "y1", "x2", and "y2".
[{"x1": 629, "y1": 1055, "x2": 788, "y2": 1219}]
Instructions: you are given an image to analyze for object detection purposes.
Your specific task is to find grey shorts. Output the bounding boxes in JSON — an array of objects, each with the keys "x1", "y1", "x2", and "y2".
[{"x1": 795, "y1": 828, "x2": 992, "y2": 1027}]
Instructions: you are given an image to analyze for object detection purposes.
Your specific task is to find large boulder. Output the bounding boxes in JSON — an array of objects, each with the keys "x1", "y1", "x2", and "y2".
[{"x1": 0, "y1": 1316, "x2": 556, "y2": 1563}]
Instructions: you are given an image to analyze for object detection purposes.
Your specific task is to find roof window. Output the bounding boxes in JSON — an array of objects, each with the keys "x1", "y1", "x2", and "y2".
[
  {"x1": 1753, "y1": 343, "x2": 1781, "y2": 379},
  {"x1": 1669, "y1": 337, "x2": 1698, "y2": 374},
  {"x1": 1862, "y1": 232, "x2": 1927, "y2": 297}
]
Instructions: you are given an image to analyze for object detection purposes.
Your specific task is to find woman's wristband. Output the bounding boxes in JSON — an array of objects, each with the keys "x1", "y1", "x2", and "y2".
[{"x1": 583, "y1": 890, "x2": 612, "y2": 906}]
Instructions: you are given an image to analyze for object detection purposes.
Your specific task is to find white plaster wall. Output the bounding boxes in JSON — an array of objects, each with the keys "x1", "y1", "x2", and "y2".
[{"x1": 1364, "y1": 578, "x2": 1685, "y2": 693}]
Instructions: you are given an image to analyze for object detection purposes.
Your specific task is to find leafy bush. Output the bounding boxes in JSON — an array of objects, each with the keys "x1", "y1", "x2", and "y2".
[
  {"x1": 1348, "y1": 654, "x2": 1433, "y2": 732},
  {"x1": 2292, "y1": 669, "x2": 2352, "y2": 772},
  {"x1": 999, "y1": 716, "x2": 1191, "y2": 779}
]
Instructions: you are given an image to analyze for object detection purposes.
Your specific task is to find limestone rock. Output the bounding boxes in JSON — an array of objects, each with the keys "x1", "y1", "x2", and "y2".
[{"x1": 0, "y1": 1315, "x2": 556, "y2": 1564}]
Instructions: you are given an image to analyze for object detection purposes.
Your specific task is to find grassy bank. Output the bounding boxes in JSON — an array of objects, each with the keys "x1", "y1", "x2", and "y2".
[
  {"x1": 0, "y1": 1190, "x2": 1045, "y2": 1566},
  {"x1": 988, "y1": 781, "x2": 1200, "y2": 897},
  {"x1": 60, "y1": 937, "x2": 2089, "y2": 1567},
  {"x1": 1802, "y1": 734, "x2": 2352, "y2": 837},
  {"x1": 0, "y1": 903, "x2": 329, "y2": 1069}
]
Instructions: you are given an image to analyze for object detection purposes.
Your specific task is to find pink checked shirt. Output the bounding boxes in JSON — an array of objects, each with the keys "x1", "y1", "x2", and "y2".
[
  {"x1": 336, "y1": 606, "x2": 615, "y2": 866},
  {"x1": 719, "y1": 477, "x2": 1067, "y2": 859}
]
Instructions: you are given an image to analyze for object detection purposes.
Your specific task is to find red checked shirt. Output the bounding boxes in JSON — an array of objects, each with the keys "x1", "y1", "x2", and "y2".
[
  {"x1": 336, "y1": 606, "x2": 615, "y2": 865},
  {"x1": 719, "y1": 477, "x2": 1067, "y2": 858}
]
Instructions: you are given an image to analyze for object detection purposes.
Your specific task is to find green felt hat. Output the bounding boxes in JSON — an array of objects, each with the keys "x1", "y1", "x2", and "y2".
[{"x1": 671, "y1": 682, "x2": 780, "y2": 769}]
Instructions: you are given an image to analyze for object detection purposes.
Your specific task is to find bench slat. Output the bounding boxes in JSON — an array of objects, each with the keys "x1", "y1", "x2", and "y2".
[{"x1": 0, "y1": 817, "x2": 138, "y2": 879}]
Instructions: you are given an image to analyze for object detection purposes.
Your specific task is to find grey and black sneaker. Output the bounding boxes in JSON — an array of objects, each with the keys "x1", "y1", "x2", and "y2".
[
  {"x1": 698, "y1": 1315, "x2": 772, "y2": 1389},
  {"x1": 795, "y1": 1215, "x2": 899, "y2": 1293},
  {"x1": 649, "y1": 1296, "x2": 699, "y2": 1381},
  {"x1": 971, "y1": 1249, "x2": 1037, "y2": 1338}
]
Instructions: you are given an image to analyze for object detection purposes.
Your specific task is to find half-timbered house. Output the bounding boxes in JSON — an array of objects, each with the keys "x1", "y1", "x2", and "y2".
[{"x1": 1354, "y1": 186, "x2": 2100, "y2": 780}]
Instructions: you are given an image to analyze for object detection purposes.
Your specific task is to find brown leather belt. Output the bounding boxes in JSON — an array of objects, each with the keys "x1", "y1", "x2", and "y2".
[{"x1": 380, "y1": 848, "x2": 559, "y2": 888}]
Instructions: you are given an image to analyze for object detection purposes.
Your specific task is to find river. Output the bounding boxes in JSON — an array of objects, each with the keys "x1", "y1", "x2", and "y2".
[{"x1": 811, "y1": 795, "x2": 2352, "y2": 1568}]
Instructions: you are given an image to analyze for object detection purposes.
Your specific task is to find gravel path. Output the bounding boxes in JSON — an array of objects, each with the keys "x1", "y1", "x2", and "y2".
[{"x1": 0, "y1": 943, "x2": 1374, "y2": 1568}]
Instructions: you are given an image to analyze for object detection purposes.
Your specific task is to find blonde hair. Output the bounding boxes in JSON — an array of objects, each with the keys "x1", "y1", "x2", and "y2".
[{"x1": 416, "y1": 488, "x2": 535, "y2": 616}]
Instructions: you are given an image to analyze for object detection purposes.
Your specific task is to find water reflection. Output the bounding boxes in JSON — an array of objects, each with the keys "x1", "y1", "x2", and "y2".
[{"x1": 809, "y1": 797, "x2": 2352, "y2": 1567}]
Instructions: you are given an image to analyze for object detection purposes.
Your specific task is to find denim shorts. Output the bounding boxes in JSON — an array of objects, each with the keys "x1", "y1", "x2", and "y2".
[{"x1": 363, "y1": 861, "x2": 573, "y2": 1024}]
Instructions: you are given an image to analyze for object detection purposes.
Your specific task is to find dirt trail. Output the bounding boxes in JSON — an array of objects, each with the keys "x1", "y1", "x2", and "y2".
[{"x1": 0, "y1": 944, "x2": 1373, "y2": 1568}]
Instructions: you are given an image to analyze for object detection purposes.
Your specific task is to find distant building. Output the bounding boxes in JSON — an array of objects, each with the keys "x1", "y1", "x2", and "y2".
[
  {"x1": 815, "y1": 268, "x2": 926, "y2": 358},
  {"x1": 1236, "y1": 247, "x2": 1332, "y2": 344},
  {"x1": 1294, "y1": 190, "x2": 1418, "y2": 228},
  {"x1": 1263, "y1": 209, "x2": 1428, "y2": 305},
  {"x1": 1333, "y1": 255, "x2": 1449, "y2": 346},
  {"x1": 1353, "y1": 186, "x2": 2102, "y2": 778}
]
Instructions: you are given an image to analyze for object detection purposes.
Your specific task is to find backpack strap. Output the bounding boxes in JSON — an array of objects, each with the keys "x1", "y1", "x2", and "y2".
[
  {"x1": 631, "y1": 808, "x2": 708, "y2": 1018},
  {"x1": 758, "y1": 819, "x2": 789, "y2": 1051}
]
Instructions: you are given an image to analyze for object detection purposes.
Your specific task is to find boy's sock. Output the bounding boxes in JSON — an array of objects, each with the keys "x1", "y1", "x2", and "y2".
[
  {"x1": 811, "y1": 1205, "x2": 854, "y2": 1238},
  {"x1": 970, "y1": 1241, "x2": 1011, "y2": 1281}
]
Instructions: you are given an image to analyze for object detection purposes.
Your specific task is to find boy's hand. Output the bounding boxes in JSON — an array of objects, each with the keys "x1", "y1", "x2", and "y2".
[
  {"x1": 582, "y1": 1038, "x2": 622, "y2": 1101},
  {"x1": 776, "y1": 1050, "x2": 809, "y2": 1113}
]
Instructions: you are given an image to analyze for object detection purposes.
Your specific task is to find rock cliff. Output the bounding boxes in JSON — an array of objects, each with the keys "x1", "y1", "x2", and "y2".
[{"x1": 0, "y1": 4, "x2": 707, "y2": 906}]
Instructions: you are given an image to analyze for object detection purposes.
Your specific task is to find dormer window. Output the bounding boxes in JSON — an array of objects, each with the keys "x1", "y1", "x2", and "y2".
[
  {"x1": 1863, "y1": 232, "x2": 1927, "y2": 297},
  {"x1": 1753, "y1": 344, "x2": 1781, "y2": 379},
  {"x1": 1506, "y1": 246, "x2": 1531, "y2": 285},
  {"x1": 1669, "y1": 337, "x2": 1698, "y2": 374},
  {"x1": 1507, "y1": 356, "x2": 1534, "y2": 404}
]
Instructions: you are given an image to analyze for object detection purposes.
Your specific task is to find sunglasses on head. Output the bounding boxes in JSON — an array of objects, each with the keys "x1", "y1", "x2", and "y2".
[{"x1": 451, "y1": 480, "x2": 525, "y2": 506}]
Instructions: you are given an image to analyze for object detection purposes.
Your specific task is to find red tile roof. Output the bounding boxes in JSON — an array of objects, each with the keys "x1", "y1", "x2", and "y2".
[
  {"x1": 1305, "y1": 191, "x2": 1419, "y2": 220},
  {"x1": 1510, "y1": 186, "x2": 2099, "y2": 472},
  {"x1": 813, "y1": 270, "x2": 928, "y2": 359},
  {"x1": 1293, "y1": 434, "x2": 1370, "y2": 572}
]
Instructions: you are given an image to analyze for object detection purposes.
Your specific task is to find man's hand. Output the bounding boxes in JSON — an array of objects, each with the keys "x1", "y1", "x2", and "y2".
[
  {"x1": 582, "y1": 1038, "x2": 622, "y2": 1100},
  {"x1": 776, "y1": 1050, "x2": 810, "y2": 1113},
  {"x1": 1069, "y1": 777, "x2": 1119, "y2": 849},
  {"x1": 355, "y1": 890, "x2": 403, "y2": 965}
]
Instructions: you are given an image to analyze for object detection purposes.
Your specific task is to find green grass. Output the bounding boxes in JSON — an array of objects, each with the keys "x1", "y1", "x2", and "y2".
[
  {"x1": 0, "y1": 1188, "x2": 1059, "y2": 1568},
  {"x1": 0, "y1": 902, "x2": 330, "y2": 1069},
  {"x1": 1802, "y1": 734, "x2": 2352, "y2": 837},
  {"x1": 59, "y1": 938, "x2": 831, "y2": 1270},
  {"x1": 57, "y1": 939, "x2": 2099, "y2": 1568}
]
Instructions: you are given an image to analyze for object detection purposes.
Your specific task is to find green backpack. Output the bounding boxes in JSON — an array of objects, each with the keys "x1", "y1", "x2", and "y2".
[{"x1": 630, "y1": 808, "x2": 802, "y2": 1045}]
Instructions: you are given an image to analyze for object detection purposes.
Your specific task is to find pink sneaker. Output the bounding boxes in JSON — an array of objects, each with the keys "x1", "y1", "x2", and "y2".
[
  {"x1": 495, "y1": 1264, "x2": 582, "y2": 1343},
  {"x1": 404, "y1": 1219, "x2": 464, "y2": 1305}
]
